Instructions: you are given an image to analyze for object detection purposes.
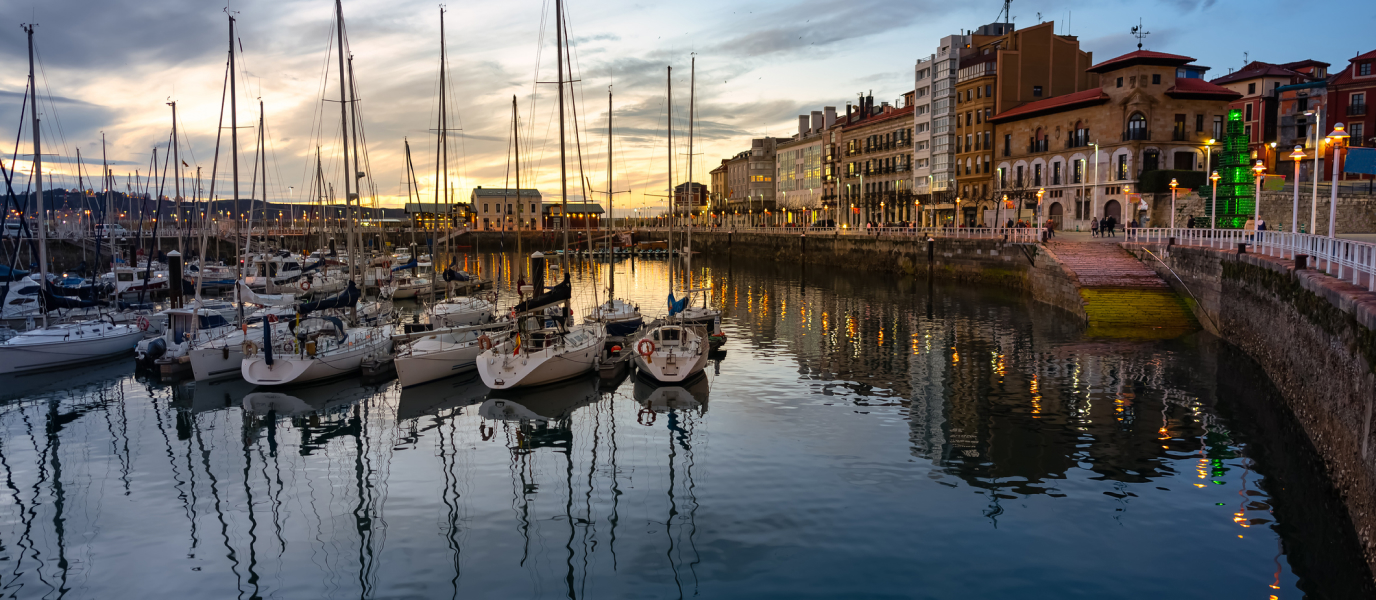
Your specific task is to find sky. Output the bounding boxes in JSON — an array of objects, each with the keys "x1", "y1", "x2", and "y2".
[{"x1": 0, "y1": 0, "x2": 1373, "y2": 216}]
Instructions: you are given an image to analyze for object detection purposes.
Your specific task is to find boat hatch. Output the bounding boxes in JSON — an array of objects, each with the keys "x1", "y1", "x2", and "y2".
[{"x1": 117, "y1": 273, "x2": 133, "y2": 282}]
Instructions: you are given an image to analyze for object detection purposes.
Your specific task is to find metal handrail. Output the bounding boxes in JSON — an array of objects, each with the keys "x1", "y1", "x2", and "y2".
[
  {"x1": 1126, "y1": 227, "x2": 1376, "y2": 291},
  {"x1": 631, "y1": 226, "x2": 1045, "y2": 243}
]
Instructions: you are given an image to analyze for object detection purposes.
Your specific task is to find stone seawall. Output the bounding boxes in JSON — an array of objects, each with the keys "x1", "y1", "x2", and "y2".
[
  {"x1": 688, "y1": 231, "x2": 1088, "y2": 322},
  {"x1": 1127, "y1": 242, "x2": 1376, "y2": 574}
]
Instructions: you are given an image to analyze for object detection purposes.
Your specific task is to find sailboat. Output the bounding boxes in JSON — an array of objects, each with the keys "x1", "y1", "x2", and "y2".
[
  {"x1": 477, "y1": 1, "x2": 606, "y2": 389},
  {"x1": 0, "y1": 26, "x2": 145, "y2": 374},
  {"x1": 671, "y1": 57, "x2": 722, "y2": 342},
  {"x1": 635, "y1": 62, "x2": 709, "y2": 385},
  {"x1": 240, "y1": 0, "x2": 395, "y2": 386},
  {"x1": 420, "y1": 8, "x2": 496, "y2": 330},
  {"x1": 584, "y1": 85, "x2": 643, "y2": 337}
]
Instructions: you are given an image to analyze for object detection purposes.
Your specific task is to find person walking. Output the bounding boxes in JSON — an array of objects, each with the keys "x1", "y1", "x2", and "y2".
[
  {"x1": 1105, "y1": 215, "x2": 1116, "y2": 238},
  {"x1": 1090, "y1": 216, "x2": 1099, "y2": 238}
]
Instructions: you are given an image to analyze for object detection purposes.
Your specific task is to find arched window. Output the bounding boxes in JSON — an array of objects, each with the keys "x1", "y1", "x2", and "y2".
[{"x1": 1127, "y1": 113, "x2": 1147, "y2": 141}]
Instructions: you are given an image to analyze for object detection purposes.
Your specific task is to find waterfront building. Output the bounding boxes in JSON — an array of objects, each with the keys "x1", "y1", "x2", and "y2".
[
  {"x1": 1210, "y1": 60, "x2": 1330, "y2": 170},
  {"x1": 913, "y1": 33, "x2": 971, "y2": 223},
  {"x1": 674, "y1": 182, "x2": 709, "y2": 222},
  {"x1": 542, "y1": 202, "x2": 603, "y2": 230},
  {"x1": 955, "y1": 21, "x2": 1097, "y2": 226},
  {"x1": 837, "y1": 92, "x2": 915, "y2": 227},
  {"x1": 709, "y1": 161, "x2": 727, "y2": 222},
  {"x1": 1328, "y1": 49, "x2": 1376, "y2": 183},
  {"x1": 470, "y1": 187, "x2": 542, "y2": 231},
  {"x1": 990, "y1": 50, "x2": 1239, "y2": 228},
  {"x1": 725, "y1": 138, "x2": 787, "y2": 226},
  {"x1": 723, "y1": 150, "x2": 749, "y2": 226},
  {"x1": 774, "y1": 107, "x2": 837, "y2": 225}
]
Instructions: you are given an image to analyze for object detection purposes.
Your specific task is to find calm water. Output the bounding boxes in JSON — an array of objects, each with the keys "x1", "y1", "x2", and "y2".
[{"x1": 0, "y1": 252, "x2": 1370, "y2": 599}]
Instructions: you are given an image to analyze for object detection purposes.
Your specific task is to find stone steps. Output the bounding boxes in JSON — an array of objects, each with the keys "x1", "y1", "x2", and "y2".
[{"x1": 1047, "y1": 241, "x2": 1197, "y2": 337}]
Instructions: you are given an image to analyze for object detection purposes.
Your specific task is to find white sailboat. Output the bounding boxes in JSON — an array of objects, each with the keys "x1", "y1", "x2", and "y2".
[
  {"x1": 583, "y1": 86, "x2": 642, "y2": 337},
  {"x1": 393, "y1": 321, "x2": 511, "y2": 388},
  {"x1": 477, "y1": 3, "x2": 606, "y2": 390},
  {"x1": 0, "y1": 26, "x2": 145, "y2": 374}
]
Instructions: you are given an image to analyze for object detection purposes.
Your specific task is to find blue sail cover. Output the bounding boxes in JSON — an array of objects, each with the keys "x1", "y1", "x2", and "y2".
[
  {"x1": 0, "y1": 265, "x2": 29, "y2": 281},
  {"x1": 667, "y1": 293, "x2": 688, "y2": 316},
  {"x1": 391, "y1": 259, "x2": 418, "y2": 272},
  {"x1": 442, "y1": 268, "x2": 471, "y2": 282}
]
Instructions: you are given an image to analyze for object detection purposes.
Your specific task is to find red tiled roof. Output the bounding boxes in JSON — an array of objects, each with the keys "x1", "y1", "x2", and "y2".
[
  {"x1": 1209, "y1": 61, "x2": 1303, "y2": 85},
  {"x1": 1166, "y1": 78, "x2": 1242, "y2": 99},
  {"x1": 1087, "y1": 50, "x2": 1196, "y2": 73},
  {"x1": 1352, "y1": 49, "x2": 1376, "y2": 62},
  {"x1": 839, "y1": 104, "x2": 915, "y2": 130},
  {"x1": 990, "y1": 88, "x2": 1109, "y2": 123}
]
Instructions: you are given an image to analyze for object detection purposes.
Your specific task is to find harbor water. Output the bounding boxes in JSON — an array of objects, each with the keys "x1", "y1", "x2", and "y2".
[{"x1": 0, "y1": 251, "x2": 1369, "y2": 598}]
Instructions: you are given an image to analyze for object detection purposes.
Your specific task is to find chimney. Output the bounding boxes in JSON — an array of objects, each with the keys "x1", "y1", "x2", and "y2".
[
  {"x1": 824, "y1": 106, "x2": 836, "y2": 128},
  {"x1": 798, "y1": 115, "x2": 809, "y2": 137},
  {"x1": 811, "y1": 110, "x2": 823, "y2": 132}
]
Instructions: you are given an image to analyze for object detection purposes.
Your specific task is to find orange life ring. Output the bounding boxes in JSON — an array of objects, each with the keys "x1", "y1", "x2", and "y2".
[
  {"x1": 637, "y1": 338, "x2": 655, "y2": 357},
  {"x1": 478, "y1": 334, "x2": 493, "y2": 351},
  {"x1": 136, "y1": 316, "x2": 150, "y2": 331},
  {"x1": 300, "y1": 280, "x2": 312, "y2": 291},
  {"x1": 267, "y1": 314, "x2": 279, "y2": 324}
]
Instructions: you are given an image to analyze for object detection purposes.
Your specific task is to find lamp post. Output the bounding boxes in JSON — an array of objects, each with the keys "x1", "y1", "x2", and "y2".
[
  {"x1": 954, "y1": 197, "x2": 961, "y2": 227},
  {"x1": 1091, "y1": 142, "x2": 1099, "y2": 221},
  {"x1": 1289, "y1": 146, "x2": 1306, "y2": 234},
  {"x1": 1327, "y1": 123, "x2": 1350, "y2": 238},
  {"x1": 1209, "y1": 171, "x2": 1219, "y2": 231},
  {"x1": 1305, "y1": 108, "x2": 1324, "y2": 232},
  {"x1": 1036, "y1": 188, "x2": 1045, "y2": 229},
  {"x1": 1204, "y1": 138, "x2": 1214, "y2": 174},
  {"x1": 1252, "y1": 160, "x2": 1266, "y2": 230},
  {"x1": 1169, "y1": 178, "x2": 1178, "y2": 229}
]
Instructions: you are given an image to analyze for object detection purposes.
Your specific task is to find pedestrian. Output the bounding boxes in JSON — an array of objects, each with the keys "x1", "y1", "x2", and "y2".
[
  {"x1": 1244, "y1": 217, "x2": 1256, "y2": 242},
  {"x1": 1046, "y1": 218, "x2": 1056, "y2": 238},
  {"x1": 1005, "y1": 218, "x2": 1014, "y2": 229},
  {"x1": 1257, "y1": 219, "x2": 1267, "y2": 244},
  {"x1": 1106, "y1": 216, "x2": 1116, "y2": 237},
  {"x1": 1186, "y1": 214, "x2": 1195, "y2": 229},
  {"x1": 1090, "y1": 216, "x2": 1099, "y2": 237}
]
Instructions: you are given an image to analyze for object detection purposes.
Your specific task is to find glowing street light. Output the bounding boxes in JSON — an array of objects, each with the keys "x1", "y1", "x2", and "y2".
[
  {"x1": 1289, "y1": 146, "x2": 1306, "y2": 233},
  {"x1": 1326, "y1": 123, "x2": 1350, "y2": 238},
  {"x1": 1209, "y1": 171, "x2": 1220, "y2": 231},
  {"x1": 1169, "y1": 178, "x2": 1178, "y2": 229},
  {"x1": 1252, "y1": 161, "x2": 1266, "y2": 231}
]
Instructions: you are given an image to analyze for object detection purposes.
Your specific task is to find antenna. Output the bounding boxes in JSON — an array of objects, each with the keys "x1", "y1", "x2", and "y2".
[
  {"x1": 997, "y1": 0, "x2": 1012, "y2": 23},
  {"x1": 1130, "y1": 19, "x2": 1150, "y2": 50}
]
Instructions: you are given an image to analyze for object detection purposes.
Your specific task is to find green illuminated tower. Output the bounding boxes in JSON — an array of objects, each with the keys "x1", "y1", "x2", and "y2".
[{"x1": 1211, "y1": 109, "x2": 1253, "y2": 228}]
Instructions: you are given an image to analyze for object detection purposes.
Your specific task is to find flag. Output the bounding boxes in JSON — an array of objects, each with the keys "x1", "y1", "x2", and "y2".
[{"x1": 182, "y1": 160, "x2": 190, "y2": 167}]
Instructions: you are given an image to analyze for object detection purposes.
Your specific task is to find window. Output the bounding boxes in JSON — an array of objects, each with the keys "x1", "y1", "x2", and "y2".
[
  {"x1": 1352, "y1": 123, "x2": 1365, "y2": 146},
  {"x1": 1003, "y1": 134, "x2": 1011, "y2": 157},
  {"x1": 507, "y1": 203, "x2": 513, "y2": 214},
  {"x1": 1173, "y1": 114, "x2": 1187, "y2": 140},
  {"x1": 999, "y1": 167, "x2": 1007, "y2": 188},
  {"x1": 1116, "y1": 77, "x2": 1124, "y2": 88},
  {"x1": 531, "y1": 203, "x2": 536, "y2": 214},
  {"x1": 1073, "y1": 159, "x2": 1083, "y2": 184},
  {"x1": 1353, "y1": 93, "x2": 1367, "y2": 116},
  {"x1": 976, "y1": 86, "x2": 981, "y2": 99},
  {"x1": 1127, "y1": 113, "x2": 1147, "y2": 140},
  {"x1": 1361, "y1": 63, "x2": 1373, "y2": 77},
  {"x1": 1053, "y1": 161, "x2": 1062, "y2": 185},
  {"x1": 1213, "y1": 115, "x2": 1224, "y2": 140},
  {"x1": 1152, "y1": 74, "x2": 1161, "y2": 85},
  {"x1": 1248, "y1": 82, "x2": 1256, "y2": 94},
  {"x1": 483, "y1": 203, "x2": 489, "y2": 213},
  {"x1": 1117, "y1": 154, "x2": 1128, "y2": 180},
  {"x1": 1245, "y1": 124, "x2": 1252, "y2": 137},
  {"x1": 1033, "y1": 85, "x2": 1043, "y2": 97},
  {"x1": 1196, "y1": 114, "x2": 1204, "y2": 133},
  {"x1": 985, "y1": 84, "x2": 992, "y2": 97},
  {"x1": 1034, "y1": 163, "x2": 1042, "y2": 187},
  {"x1": 1245, "y1": 103, "x2": 1253, "y2": 121},
  {"x1": 1016, "y1": 165, "x2": 1024, "y2": 187}
]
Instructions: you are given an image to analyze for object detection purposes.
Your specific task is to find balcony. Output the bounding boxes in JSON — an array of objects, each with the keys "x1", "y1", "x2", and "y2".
[
  {"x1": 1350, "y1": 103, "x2": 1367, "y2": 117},
  {"x1": 1122, "y1": 130, "x2": 1151, "y2": 141}
]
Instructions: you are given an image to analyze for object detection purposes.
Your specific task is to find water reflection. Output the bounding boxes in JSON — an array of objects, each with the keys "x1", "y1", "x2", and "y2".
[{"x1": 0, "y1": 252, "x2": 1368, "y2": 598}]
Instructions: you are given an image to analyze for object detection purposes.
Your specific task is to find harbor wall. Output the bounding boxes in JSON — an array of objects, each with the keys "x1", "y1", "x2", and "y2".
[
  {"x1": 687, "y1": 231, "x2": 1088, "y2": 322},
  {"x1": 1126, "y1": 242, "x2": 1376, "y2": 575}
]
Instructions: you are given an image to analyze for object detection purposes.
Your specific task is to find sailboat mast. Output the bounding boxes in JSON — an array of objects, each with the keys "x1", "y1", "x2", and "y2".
[
  {"x1": 606, "y1": 86, "x2": 613, "y2": 299},
  {"x1": 666, "y1": 65, "x2": 673, "y2": 292},
  {"x1": 439, "y1": 7, "x2": 450, "y2": 289},
  {"x1": 333, "y1": 0, "x2": 355, "y2": 299},
  {"x1": 170, "y1": 100, "x2": 183, "y2": 256},
  {"x1": 25, "y1": 24, "x2": 48, "y2": 329},
  {"x1": 346, "y1": 56, "x2": 362, "y2": 294},
  {"x1": 229, "y1": 16, "x2": 242, "y2": 285},
  {"x1": 687, "y1": 57, "x2": 694, "y2": 291},
  {"x1": 556, "y1": 0, "x2": 569, "y2": 274},
  {"x1": 513, "y1": 95, "x2": 523, "y2": 281}
]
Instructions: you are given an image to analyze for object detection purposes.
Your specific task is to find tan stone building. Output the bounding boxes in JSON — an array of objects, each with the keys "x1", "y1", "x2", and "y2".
[
  {"x1": 774, "y1": 107, "x2": 838, "y2": 225},
  {"x1": 837, "y1": 93, "x2": 916, "y2": 227},
  {"x1": 709, "y1": 161, "x2": 727, "y2": 221},
  {"x1": 470, "y1": 187, "x2": 542, "y2": 231},
  {"x1": 722, "y1": 151, "x2": 749, "y2": 226},
  {"x1": 990, "y1": 50, "x2": 1240, "y2": 228},
  {"x1": 954, "y1": 21, "x2": 1097, "y2": 226}
]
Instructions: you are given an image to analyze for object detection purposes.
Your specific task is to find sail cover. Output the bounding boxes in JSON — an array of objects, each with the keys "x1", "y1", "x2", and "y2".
[
  {"x1": 41, "y1": 283, "x2": 104, "y2": 312},
  {"x1": 512, "y1": 274, "x2": 570, "y2": 314},
  {"x1": 0, "y1": 265, "x2": 30, "y2": 281},
  {"x1": 442, "y1": 268, "x2": 471, "y2": 282},
  {"x1": 237, "y1": 280, "x2": 296, "y2": 307},
  {"x1": 392, "y1": 259, "x2": 418, "y2": 272},
  {"x1": 667, "y1": 293, "x2": 689, "y2": 316},
  {"x1": 296, "y1": 280, "x2": 360, "y2": 316}
]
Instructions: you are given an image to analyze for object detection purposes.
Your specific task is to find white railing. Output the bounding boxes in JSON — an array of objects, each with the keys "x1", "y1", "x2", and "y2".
[
  {"x1": 1127, "y1": 227, "x2": 1376, "y2": 291},
  {"x1": 634, "y1": 226, "x2": 1046, "y2": 243}
]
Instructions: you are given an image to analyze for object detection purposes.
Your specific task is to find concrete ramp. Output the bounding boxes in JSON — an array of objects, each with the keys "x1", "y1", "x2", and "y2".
[{"x1": 1046, "y1": 241, "x2": 1198, "y2": 339}]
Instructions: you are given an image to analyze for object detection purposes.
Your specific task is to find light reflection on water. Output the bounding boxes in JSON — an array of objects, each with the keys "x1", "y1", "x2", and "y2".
[{"x1": 0, "y1": 252, "x2": 1369, "y2": 599}]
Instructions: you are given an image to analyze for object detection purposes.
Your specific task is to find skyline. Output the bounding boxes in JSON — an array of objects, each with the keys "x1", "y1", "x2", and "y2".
[{"x1": 1, "y1": 0, "x2": 1373, "y2": 215}]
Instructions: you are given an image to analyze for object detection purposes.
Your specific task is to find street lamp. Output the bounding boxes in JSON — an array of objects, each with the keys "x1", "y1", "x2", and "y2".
[
  {"x1": 1169, "y1": 178, "x2": 1178, "y2": 229},
  {"x1": 1289, "y1": 145, "x2": 1306, "y2": 233},
  {"x1": 1204, "y1": 138, "x2": 1214, "y2": 173},
  {"x1": 1036, "y1": 188, "x2": 1045, "y2": 228},
  {"x1": 1209, "y1": 171, "x2": 1220, "y2": 231},
  {"x1": 1305, "y1": 108, "x2": 1325, "y2": 231},
  {"x1": 1252, "y1": 160, "x2": 1266, "y2": 230},
  {"x1": 1326, "y1": 122, "x2": 1350, "y2": 238}
]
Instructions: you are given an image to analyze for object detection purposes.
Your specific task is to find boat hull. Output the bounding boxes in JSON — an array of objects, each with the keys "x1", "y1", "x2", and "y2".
[
  {"x1": 241, "y1": 326, "x2": 393, "y2": 387},
  {"x1": 395, "y1": 341, "x2": 483, "y2": 388},
  {"x1": 0, "y1": 327, "x2": 145, "y2": 374},
  {"x1": 477, "y1": 326, "x2": 604, "y2": 390},
  {"x1": 633, "y1": 345, "x2": 709, "y2": 384}
]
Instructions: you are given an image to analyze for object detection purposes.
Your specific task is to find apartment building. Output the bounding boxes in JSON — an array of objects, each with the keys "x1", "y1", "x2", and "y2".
[
  {"x1": 1210, "y1": 59, "x2": 1329, "y2": 169},
  {"x1": 775, "y1": 107, "x2": 837, "y2": 224},
  {"x1": 954, "y1": 20, "x2": 1097, "y2": 225},
  {"x1": 838, "y1": 93, "x2": 916, "y2": 226}
]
